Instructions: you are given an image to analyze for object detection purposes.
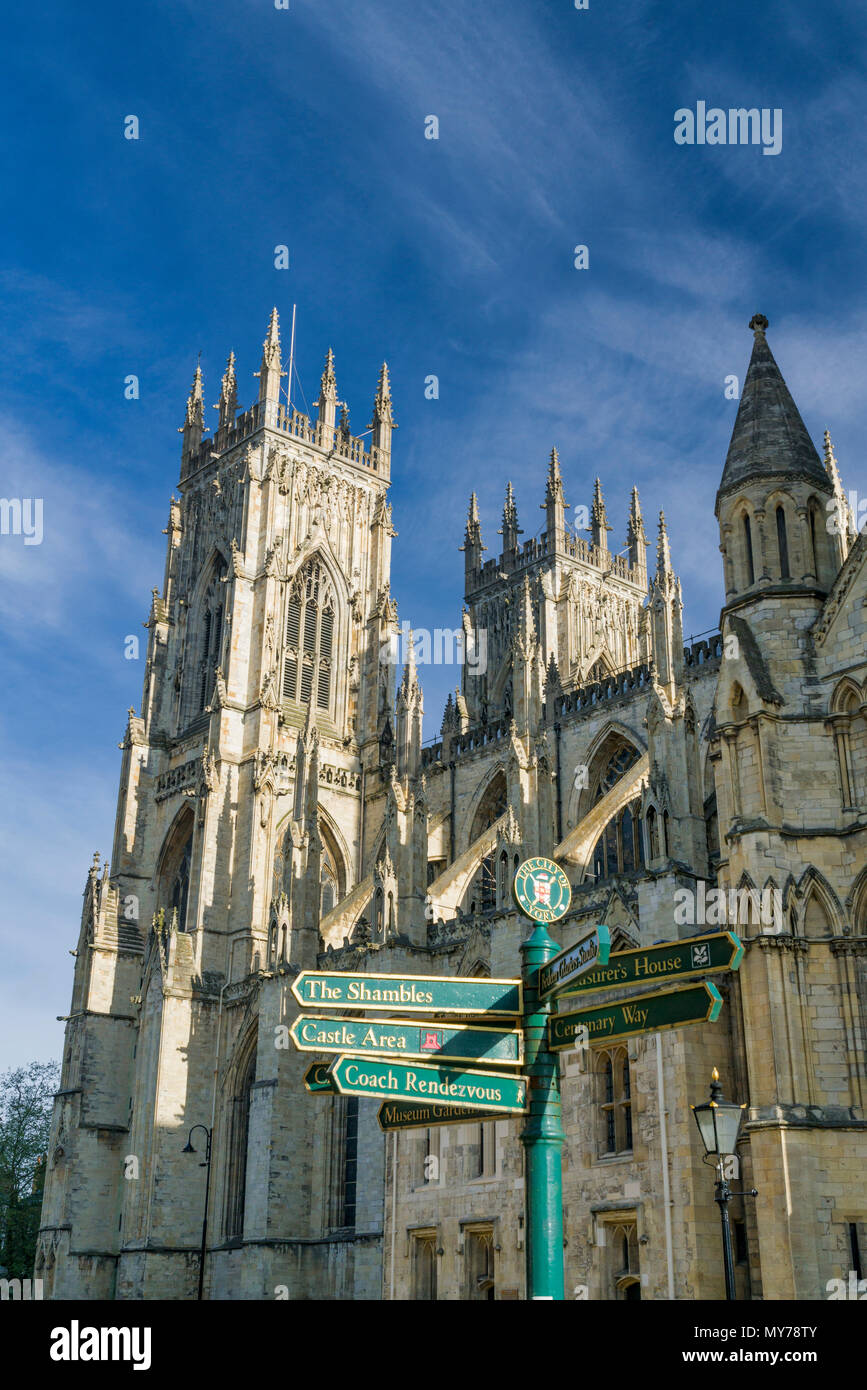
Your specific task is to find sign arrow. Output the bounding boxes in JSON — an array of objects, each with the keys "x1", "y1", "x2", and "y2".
[
  {"x1": 537, "y1": 924, "x2": 611, "y2": 1000},
  {"x1": 303, "y1": 1061, "x2": 337, "y2": 1093},
  {"x1": 556, "y1": 931, "x2": 743, "y2": 998},
  {"x1": 292, "y1": 971, "x2": 522, "y2": 1017},
  {"x1": 549, "y1": 980, "x2": 724, "y2": 1051},
  {"x1": 377, "y1": 1100, "x2": 514, "y2": 1131},
  {"x1": 327, "y1": 1055, "x2": 528, "y2": 1113},
  {"x1": 290, "y1": 1014, "x2": 523, "y2": 1066}
]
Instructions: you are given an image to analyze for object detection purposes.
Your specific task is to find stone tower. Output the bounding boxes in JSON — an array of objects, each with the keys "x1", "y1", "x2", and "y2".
[
  {"x1": 710, "y1": 316, "x2": 867, "y2": 1298},
  {"x1": 38, "y1": 313, "x2": 400, "y2": 1298}
]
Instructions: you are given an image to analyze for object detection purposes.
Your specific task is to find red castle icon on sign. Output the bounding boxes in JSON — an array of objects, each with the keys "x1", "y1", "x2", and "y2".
[
  {"x1": 533, "y1": 873, "x2": 553, "y2": 907},
  {"x1": 421, "y1": 1030, "x2": 442, "y2": 1051}
]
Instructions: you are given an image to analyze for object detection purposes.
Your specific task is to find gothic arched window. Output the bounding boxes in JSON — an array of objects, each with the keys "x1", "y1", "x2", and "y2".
[
  {"x1": 195, "y1": 556, "x2": 228, "y2": 716},
  {"x1": 469, "y1": 770, "x2": 508, "y2": 912},
  {"x1": 282, "y1": 559, "x2": 336, "y2": 714},
  {"x1": 225, "y1": 1043, "x2": 256, "y2": 1241},
  {"x1": 591, "y1": 798, "x2": 644, "y2": 882},
  {"x1": 157, "y1": 807, "x2": 195, "y2": 932},
  {"x1": 742, "y1": 513, "x2": 755, "y2": 588},
  {"x1": 776, "y1": 506, "x2": 790, "y2": 580},
  {"x1": 594, "y1": 744, "x2": 641, "y2": 803}
]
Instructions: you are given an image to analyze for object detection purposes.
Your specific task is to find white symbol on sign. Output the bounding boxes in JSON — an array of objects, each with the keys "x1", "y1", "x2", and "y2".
[
  {"x1": 691, "y1": 943, "x2": 710, "y2": 967},
  {"x1": 533, "y1": 874, "x2": 552, "y2": 906}
]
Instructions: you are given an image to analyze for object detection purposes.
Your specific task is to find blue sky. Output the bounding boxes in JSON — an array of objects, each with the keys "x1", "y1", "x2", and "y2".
[{"x1": 2, "y1": 0, "x2": 865, "y2": 1067}]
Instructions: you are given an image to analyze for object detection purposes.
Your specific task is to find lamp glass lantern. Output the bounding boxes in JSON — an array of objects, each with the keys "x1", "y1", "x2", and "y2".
[{"x1": 691, "y1": 1068, "x2": 746, "y2": 1158}]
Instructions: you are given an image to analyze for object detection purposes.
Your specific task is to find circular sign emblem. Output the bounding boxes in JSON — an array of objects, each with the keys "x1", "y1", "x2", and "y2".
[{"x1": 513, "y1": 857, "x2": 571, "y2": 924}]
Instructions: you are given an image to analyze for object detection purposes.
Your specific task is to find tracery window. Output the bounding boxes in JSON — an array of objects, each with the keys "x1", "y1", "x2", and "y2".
[
  {"x1": 157, "y1": 808, "x2": 195, "y2": 933},
  {"x1": 591, "y1": 799, "x2": 645, "y2": 882},
  {"x1": 594, "y1": 744, "x2": 641, "y2": 802},
  {"x1": 195, "y1": 556, "x2": 227, "y2": 716},
  {"x1": 282, "y1": 559, "x2": 335, "y2": 713}
]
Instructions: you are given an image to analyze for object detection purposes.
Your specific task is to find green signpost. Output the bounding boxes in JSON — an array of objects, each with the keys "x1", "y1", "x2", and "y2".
[
  {"x1": 537, "y1": 924, "x2": 611, "y2": 1000},
  {"x1": 292, "y1": 970, "x2": 522, "y2": 1016},
  {"x1": 292, "y1": 858, "x2": 743, "y2": 1299},
  {"x1": 556, "y1": 931, "x2": 743, "y2": 998},
  {"x1": 326, "y1": 1055, "x2": 528, "y2": 1112},
  {"x1": 549, "y1": 980, "x2": 724, "y2": 1051},
  {"x1": 377, "y1": 1099, "x2": 508, "y2": 1131},
  {"x1": 290, "y1": 1013, "x2": 523, "y2": 1066}
]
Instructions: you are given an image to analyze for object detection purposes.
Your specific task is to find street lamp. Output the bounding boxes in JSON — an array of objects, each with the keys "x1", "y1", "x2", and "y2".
[
  {"x1": 182, "y1": 1124, "x2": 212, "y2": 1301},
  {"x1": 691, "y1": 1068, "x2": 754, "y2": 1301}
]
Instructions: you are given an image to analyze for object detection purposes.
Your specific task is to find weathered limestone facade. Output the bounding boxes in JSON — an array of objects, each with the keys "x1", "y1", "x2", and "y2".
[{"x1": 39, "y1": 313, "x2": 866, "y2": 1300}]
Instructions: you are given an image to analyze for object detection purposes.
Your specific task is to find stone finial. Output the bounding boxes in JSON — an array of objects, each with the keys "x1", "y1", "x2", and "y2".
[
  {"x1": 749, "y1": 313, "x2": 768, "y2": 335},
  {"x1": 214, "y1": 351, "x2": 238, "y2": 429},
  {"x1": 543, "y1": 446, "x2": 567, "y2": 508},
  {"x1": 183, "y1": 364, "x2": 205, "y2": 428},
  {"x1": 371, "y1": 362, "x2": 394, "y2": 426},
  {"x1": 656, "y1": 509, "x2": 673, "y2": 579}
]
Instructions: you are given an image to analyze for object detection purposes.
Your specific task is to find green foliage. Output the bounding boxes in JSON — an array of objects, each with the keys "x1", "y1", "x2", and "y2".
[{"x1": 0, "y1": 1061, "x2": 59, "y2": 1279}]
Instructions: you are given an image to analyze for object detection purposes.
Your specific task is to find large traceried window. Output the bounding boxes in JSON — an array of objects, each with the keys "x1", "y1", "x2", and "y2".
[
  {"x1": 468, "y1": 770, "x2": 508, "y2": 912},
  {"x1": 282, "y1": 559, "x2": 335, "y2": 713},
  {"x1": 192, "y1": 555, "x2": 228, "y2": 719},
  {"x1": 157, "y1": 806, "x2": 195, "y2": 932},
  {"x1": 589, "y1": 742, "x2": 644, "y2": 882}
]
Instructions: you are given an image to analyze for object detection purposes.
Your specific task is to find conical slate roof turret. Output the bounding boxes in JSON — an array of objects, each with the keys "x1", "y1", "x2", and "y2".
[{"x1": 716, "y1": 315, "x2": 828, "y2": 512}]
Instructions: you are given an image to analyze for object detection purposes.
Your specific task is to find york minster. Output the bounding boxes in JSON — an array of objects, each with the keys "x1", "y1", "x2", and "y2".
[{"x1": 37, "y1": 310, "x2": 866, "y2": 1301}]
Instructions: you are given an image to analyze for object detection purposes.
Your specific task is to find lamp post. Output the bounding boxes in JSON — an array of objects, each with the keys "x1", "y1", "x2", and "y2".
[
  {"x1": 691, "y1": 1068, "x2": 751, "y2": 1300},
  {"x1": 182, "y1": 1124, "x2": 212, "y2": 1301}
]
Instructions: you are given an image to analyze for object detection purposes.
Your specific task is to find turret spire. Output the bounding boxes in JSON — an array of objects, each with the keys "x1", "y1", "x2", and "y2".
[
  {"x1": 499, "y1": 481, "x2": 522, "y2": 556},
  {"x1": 823, "y1": 428, "x2": 856, "y2": 555},
  {"x1": 179, "y1": 364, "x2": 206, "y2": 472},
  {"x1": 716, "y1": 315, "x2": 828, "y2": 512},
  {"x1": 656, "y1": 509, "x2": 673, "y2": 581},
  {"x1": 184, "y1": 364, "x2": 205, "y2": 429},
  {"x1": 317, "y1": 347, "x2": 338, "y2": 433},
  {"x1": 214, "y1": 352, "x2": 238, "y2": 433},
  {"x1": 256, "y1": 307, "x2": 285, "y2": 406},
  {"x1": 460, "y1": 493, "x2": 486, "y2": 573},
  {"x1": 541, "y1": 446, "x2": 569, "y2": 553},
  {"x1": 370, "y1": 362, "x2": 395, "y2": 456},
  {"x1": 545, "y1": 447, "x2": 565, "y2": 504},
  {"x1": 591, "y1": 477, "x2": 611, "y2": 552},
  {"x1": 627, "y1": 485, "x2": 648, "y2": 581}
]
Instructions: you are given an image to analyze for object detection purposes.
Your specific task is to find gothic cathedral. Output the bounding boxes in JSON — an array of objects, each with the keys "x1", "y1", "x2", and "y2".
[{"x1": 38, "y1": 311, "x2": 866, "y2": 1300}]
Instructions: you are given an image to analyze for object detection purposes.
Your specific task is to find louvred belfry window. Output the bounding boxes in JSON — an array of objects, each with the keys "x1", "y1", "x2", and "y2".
[{"x1": 282, "y1": 560, "x2": 335, "y2": 713}]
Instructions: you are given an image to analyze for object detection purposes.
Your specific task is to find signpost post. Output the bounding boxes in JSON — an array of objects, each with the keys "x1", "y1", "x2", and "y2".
[{"x1": 520, "y1": 920, "x2": 566, "y2": 1301}]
